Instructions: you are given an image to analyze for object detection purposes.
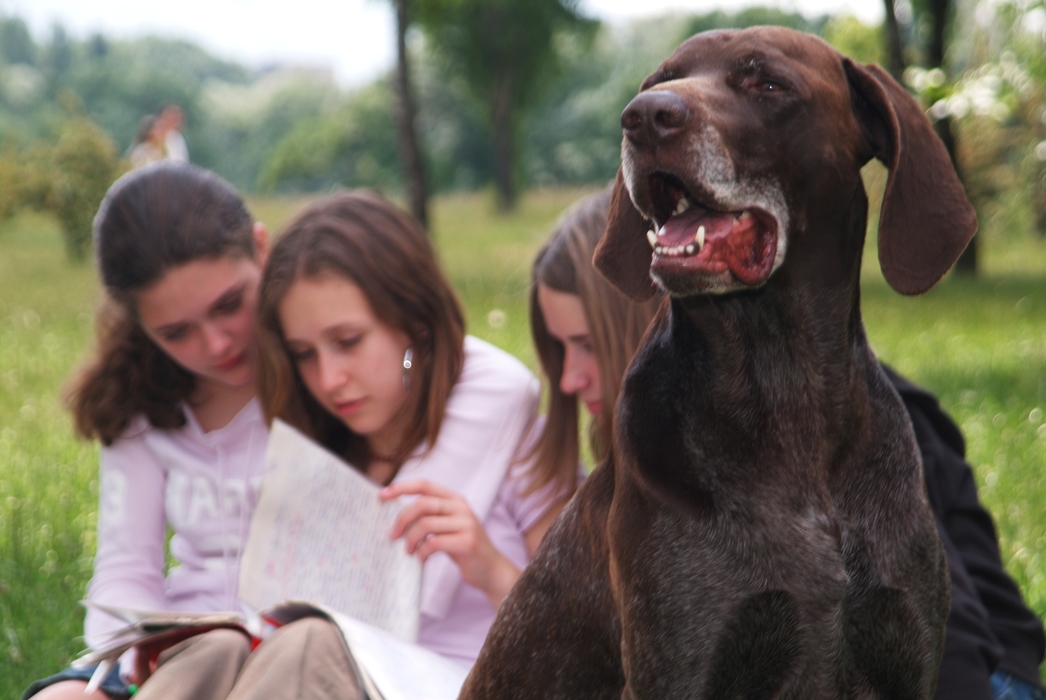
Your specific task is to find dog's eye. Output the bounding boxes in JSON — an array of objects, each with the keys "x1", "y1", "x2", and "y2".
[{"x1": 743, "y1": 76, "x2": 786, "y2": 93}]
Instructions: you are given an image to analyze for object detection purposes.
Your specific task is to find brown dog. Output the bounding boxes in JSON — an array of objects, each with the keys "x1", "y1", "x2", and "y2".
[{"x1": 461, "y1": 27, "x2": 973, "y2": 699}]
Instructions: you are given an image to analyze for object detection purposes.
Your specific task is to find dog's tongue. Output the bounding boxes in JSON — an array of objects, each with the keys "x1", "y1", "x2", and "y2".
[
  {"x1": 657, "y1": 206, "x2": 736, "y2": 249},
  {"x1": 656, "y1": 206, "x2": 776, "y2": 286}
]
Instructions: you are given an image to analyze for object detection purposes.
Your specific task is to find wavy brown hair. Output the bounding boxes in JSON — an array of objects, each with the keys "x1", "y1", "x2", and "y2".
[
  {"x1": 66, "y1": 163, "x2": 256, "y2": 445},
  {"x1": 257, "y1": 191, "x2": 465, "y2": 472},
  {"x1": 530, "y1": 186, "x2": 662, "y2": 479}
]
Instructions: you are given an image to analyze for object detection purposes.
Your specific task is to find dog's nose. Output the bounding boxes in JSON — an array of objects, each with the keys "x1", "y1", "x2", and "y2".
[{"x1": 621, "y1": 91, "x2": 690, "y2": 146}]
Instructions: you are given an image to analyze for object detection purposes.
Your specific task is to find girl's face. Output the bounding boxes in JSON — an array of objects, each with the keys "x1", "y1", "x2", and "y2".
[
  {"x1": 278, "y1": 275, "x2": 412, "y2": 453},
  {"x1": 137, "y1": 253, "x2": 264, "y2": 391},
  {"x1": 537, "y1": 283, "x2": 602, "y2": 415}
]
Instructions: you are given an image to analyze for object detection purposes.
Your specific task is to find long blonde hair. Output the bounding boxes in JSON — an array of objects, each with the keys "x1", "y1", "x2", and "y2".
[{"x1": 529, "y1": 186, "x2": 662, "y2": 479}]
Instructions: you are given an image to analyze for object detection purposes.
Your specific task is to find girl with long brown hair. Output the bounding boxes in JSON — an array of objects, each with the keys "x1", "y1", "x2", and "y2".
[
  {"x1": 27, "y1": 162, "x2": 271, "y2": 700},
  {"x1": 529, "y1": 186, "x2": 662, "y2": 475}
]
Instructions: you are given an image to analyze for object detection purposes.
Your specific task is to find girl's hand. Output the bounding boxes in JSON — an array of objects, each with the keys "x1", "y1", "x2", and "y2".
[{"x1": 380, "y1": 479, "x2": 519, "y2": 608}]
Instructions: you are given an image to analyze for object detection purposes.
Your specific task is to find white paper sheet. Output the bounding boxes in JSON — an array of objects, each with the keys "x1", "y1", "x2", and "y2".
[
  {"x1": 329, "y1": 610, "x2": 470, "y2": 700},
  {"x1": 239, "y1": 420, "x2": 422, "y2": 641}
]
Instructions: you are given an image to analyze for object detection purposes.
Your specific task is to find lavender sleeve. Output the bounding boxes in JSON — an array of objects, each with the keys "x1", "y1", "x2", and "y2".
[{"x1": 84, "y1": 431, "x2": 169, "y2": 649}]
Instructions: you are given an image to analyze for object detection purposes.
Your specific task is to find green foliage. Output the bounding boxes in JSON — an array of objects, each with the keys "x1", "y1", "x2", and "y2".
[
  {"x1": 0, "y1": 15, "x2": 36, "y2": 65},
  {"x1": 0, "y1": 108, "x2": 123, "y2": 262},
  {"x1": 524, "y1": 17, "x2": 685, "y2": 186},
  {"x1": 904, "y1": 0, "x2": 1046, "y2": 240},
  {"x1": 417, "y1": 0, "x2": 594, "y2": 111},
  {"x1": 416, "y1": 0, "x2": 597, "y2": 207},
  {"x1": 42, "y1": 116, "x2": 125, "y2": 261},
  {"x1": 0, "y1": 212, "x2": 104, "y2": 696},
  {"x1": 257, "y1": 79, "x2": 400, "y2": 193},
  {"x1": 200, "y1": 68, "x2": 343, "y2": 192},
  {"x1": 682, "y1": 6, "x2": 828, "y2": 38},
  {"x1": 822, "y1": 15, "x2": 886, "y2": 65}
]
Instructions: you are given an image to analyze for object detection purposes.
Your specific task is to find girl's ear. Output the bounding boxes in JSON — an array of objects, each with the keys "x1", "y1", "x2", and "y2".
[{"x1": 253, "y1": 222, "x2": 271, "y2": 267}]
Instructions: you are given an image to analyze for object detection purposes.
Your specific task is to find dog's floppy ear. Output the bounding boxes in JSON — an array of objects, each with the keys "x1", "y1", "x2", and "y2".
[
  {"x1": 844, "y1": 59, "x2": 977, "y2": 295},
  {"x1": 594, "y1": 169, "x2": 656, "y2": 301}
]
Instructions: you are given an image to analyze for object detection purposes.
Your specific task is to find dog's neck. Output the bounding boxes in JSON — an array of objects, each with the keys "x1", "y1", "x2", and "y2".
[{"x1": 617, "y1": 187, "x2": 875, "y2": 499}]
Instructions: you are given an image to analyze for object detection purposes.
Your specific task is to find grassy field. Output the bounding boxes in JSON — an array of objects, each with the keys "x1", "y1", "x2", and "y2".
[{"x1": 2, "y1": 180, "x2": 1045, "y2": 695}]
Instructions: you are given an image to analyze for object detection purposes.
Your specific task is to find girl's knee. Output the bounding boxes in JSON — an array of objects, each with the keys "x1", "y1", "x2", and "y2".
[
  {"x1": 196, "y1": 627, "x2": 253, "y2": 656},
  {"x1": 263, "y1": 616, "x2": 342, "y2": 653},
  {"x1": 165, "y1": 627, "x2": 252, "y2": 664}
]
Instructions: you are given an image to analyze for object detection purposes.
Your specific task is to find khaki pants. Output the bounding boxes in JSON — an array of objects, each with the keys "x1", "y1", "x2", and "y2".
[{"x1": 137, "y1": 618, "x2": 361, "y2": 700}]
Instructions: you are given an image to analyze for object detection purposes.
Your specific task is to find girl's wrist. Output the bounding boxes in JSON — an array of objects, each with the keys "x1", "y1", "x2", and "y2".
[{"x1": 476, "y1": 551, "x2": 520, "y2": 609}]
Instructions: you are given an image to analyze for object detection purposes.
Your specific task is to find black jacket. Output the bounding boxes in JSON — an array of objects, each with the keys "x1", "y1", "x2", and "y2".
[{"x1": 884, "y1": 366, "x2": 1045, "y2": 699}]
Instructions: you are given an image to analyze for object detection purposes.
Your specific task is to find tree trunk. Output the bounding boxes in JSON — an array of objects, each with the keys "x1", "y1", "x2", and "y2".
[
  {"x1": 393, "y1": 0, "x2": 430, "y2": 232},
  {"x1": 926, "y1": 0, "x2": 976, "y2": 275},
  {"x1": 882, "y1": 0, "x2": 905, "y2": 81},
  {"x1": 489, "y1": 78, "x2": 516, "y2": 211},
  {"x1": 932, "y1": 115, "x2": 976, "y2": 273}
]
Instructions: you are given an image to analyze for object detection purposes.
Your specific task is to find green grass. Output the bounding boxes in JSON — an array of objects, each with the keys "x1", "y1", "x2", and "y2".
[{"x1": 1, "y1": 181, "x2": 1045, "y2": 695}]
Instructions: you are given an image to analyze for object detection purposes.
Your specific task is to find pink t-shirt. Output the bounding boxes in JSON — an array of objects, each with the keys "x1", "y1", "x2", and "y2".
[{"x1": 396, "y1": 336, "x2": 578, "y2": 666}]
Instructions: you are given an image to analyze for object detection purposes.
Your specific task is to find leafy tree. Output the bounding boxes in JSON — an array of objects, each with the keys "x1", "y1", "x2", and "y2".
[
  {"x1": 0, "y1": 15, "x2": 36, "y2": 65},
  {"x1": 912, "y1": 0, "x2": 1046, "y2": 245},
  {"x1": 822, "y1": 15, "x2": 885, "y2": 65},
  {"x1": 392, "y1": 0, "x2": 430, "y2": 230},
  {"x1": 524, "y1": 17, "x2": 685, "y2": 187},
  {"x1": 39, "y1": 112, "x2": 124, "y2": 260},
  {"x1": 417, "y1": 0, "x2": 595, "y2": 210},
  {"x1": 257, "y1": 80, "x2": 400, "y2": 193},
  {"x1": 42, "y1": 24, "x2": 73, "y2": 96}
]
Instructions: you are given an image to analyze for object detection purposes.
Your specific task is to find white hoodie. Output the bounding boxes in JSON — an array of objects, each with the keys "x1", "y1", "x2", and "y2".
[{"x1": 85, "y1": 398, "x2": 268, "y2": 647}]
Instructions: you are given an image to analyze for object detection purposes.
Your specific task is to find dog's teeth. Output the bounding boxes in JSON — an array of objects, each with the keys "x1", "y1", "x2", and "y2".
[
  {"x1": 739, "y1": 210, "x2": 752, "y2": 221},
  {"x1": 685, "y1": 244, "x2": 695, "y2": 255},
  {"x1": 647, "y1": 230, "x2": 658, "y2": 250},
  {"x1": 675, "y1": 197, "x2": 690, "y2": 215},
  {"x1": 695, "y1": 225, "x2": 706, "y2": 250}
]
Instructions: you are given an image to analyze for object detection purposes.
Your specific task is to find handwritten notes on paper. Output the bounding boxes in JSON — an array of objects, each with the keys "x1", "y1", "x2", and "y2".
[{"x1": 239, "y1": 420, "x2": 422, "y2": 641}]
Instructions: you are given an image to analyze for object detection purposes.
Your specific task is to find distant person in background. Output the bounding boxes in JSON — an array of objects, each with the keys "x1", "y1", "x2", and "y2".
[
  {"x1": 157, "y1": 104, "x2": 189, "y2": 163},
  {"x1": 532, "y1": 187, "x2": 1045, "y2": 700},
  {"x1": 127, "y1": 115, "x2": 164, "y2": 169}
]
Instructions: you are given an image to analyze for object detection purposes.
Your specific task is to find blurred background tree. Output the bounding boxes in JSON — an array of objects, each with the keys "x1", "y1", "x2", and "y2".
[{"x1": 414, "y1": 0, "x2": 596, "y2": 210}]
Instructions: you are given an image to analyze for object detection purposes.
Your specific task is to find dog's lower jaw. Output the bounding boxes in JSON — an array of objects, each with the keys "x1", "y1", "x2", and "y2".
[{"x1": 621, "y1": 154, "x2": 791, "y2": 298}]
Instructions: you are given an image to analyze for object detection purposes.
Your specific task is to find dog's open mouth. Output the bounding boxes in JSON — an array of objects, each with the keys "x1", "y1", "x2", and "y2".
[{"x1": 644, "y1": 173, "x2": 779, "y2": 288}]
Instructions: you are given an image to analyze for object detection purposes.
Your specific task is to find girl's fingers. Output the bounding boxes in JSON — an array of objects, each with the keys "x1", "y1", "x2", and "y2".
[
  {"x1": 380, "y1": 479, "x2": 455, "y2": 501},
  {"x1": 401, "y1": 515, "x2": 466, "y2": 552},
  {"x1": 390, "y1": 493, "x2": 469, "y2": 538}
]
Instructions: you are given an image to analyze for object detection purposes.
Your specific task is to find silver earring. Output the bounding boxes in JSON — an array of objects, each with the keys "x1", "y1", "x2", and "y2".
[{"x1": 402, "y1": 347, "x2": 413, "y2": 391}]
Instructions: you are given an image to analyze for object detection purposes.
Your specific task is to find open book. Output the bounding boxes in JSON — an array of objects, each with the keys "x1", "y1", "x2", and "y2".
[{"x1": 74, "y1": 420, "x2": 470, "y2": 700}]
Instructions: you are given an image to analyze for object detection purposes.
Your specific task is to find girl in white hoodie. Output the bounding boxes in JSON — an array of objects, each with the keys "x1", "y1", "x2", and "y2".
[{"x1": 26, "y1": 162, "x2": 270, "y2": 700}]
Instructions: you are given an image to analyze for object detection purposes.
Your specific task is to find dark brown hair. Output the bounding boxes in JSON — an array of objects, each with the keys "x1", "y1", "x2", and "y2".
[
  {"x1": 257, "y1": 191, "x2": 465, "y2": 471},
  {"x1": 530, "y1": 186, "x2": 662, "y2": 477},
  {"x1": 66, "y1": 162, "x2": 256, "y2": 444}
]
